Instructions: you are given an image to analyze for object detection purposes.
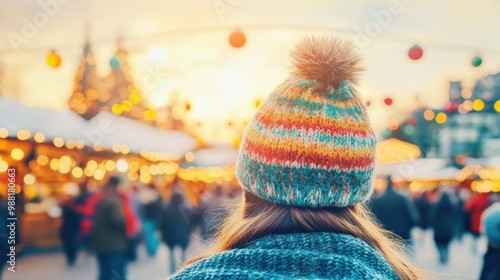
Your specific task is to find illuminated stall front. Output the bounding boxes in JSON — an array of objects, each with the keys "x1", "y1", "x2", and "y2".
[{"x1": 0, "y1": 97, "x2": 197, "y2": 250}]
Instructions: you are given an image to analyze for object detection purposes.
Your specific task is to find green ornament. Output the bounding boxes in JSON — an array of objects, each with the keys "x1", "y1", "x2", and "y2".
[{"x1": 471, "y1": 56, "x2": 482, "y2": 67}]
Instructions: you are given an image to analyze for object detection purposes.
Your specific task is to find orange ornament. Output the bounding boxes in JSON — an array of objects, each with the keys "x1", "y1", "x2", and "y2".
[
  {"x1": 229, "y1": 30, "x2": 246, "y2": 48},
  {"x1": 46, "y1": 50, "x2": 62, "y2": 68}
]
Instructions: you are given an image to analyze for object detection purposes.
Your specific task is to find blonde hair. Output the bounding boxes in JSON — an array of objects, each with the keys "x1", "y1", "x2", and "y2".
[{"x1": 188, "y1": 192, "x2": 420, "y2": 280}]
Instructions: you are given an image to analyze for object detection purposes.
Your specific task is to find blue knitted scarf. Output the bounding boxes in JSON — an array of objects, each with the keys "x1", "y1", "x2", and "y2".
[{"x1": 170, "y1": 232, "x2": 399, "y2": 279}]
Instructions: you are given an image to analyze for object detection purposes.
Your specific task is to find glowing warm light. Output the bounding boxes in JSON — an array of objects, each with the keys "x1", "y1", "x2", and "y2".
[
  {"x1": 34, "y1": 132, "x2": 45, "y2": 143},
  {"x1": 389, "y1": 122, "x2": 399, "y2": 131},
  {"x1": 129, "y1": 91, "x2": 142, "y2": 104},
  {"x1": 76, "y1": 140, "x2": 86, "y2": 149},
  {"x1": 24, "y1": 174, "x2": 36, "y2": 185},
  {"x1": 423, "y1": 109, "x2": 435, "y2": 121},
  {"x1": 11, "y1": 148, "x2": 24, "y2": 160},
  {"x1": 185, "y1": 152, "x2": 195, "y2": 162},
  {"x1": 17, "y1": 130, "x2": 31, "y2": 140},
  {"x1": 494, "y1": 100, "x2": 500, "y2": 113},
  {"x1": 145, "y1": 109, "x2": 157, "y2": 120},
  {"x1": 37, "y1": 155, "x2": 49, "y2": 166},
  {"x1": 93, "y1": 169, "x2": 105, "y2": 181},
  {"x1": 435, "y1": 112, "x2": 447, "y2": 124},
  {"x1": 72, "y1": 167, "x2": 83, "y2": 178},
  {"x1": 457, "y1": 104, "x2": 468, "y2": 114},
  {"x1": 472, "y1": 99, "x2": 485, "y2": 111},
  {"x1": 66, "y1": 140, "x2": 76, "y2": 149},
  {"x1": 463, "y1": 100, "x2": 473, "y2": 111},
  {"x1": 409, "y1": 181, "x2": 423, "y2": 192},
  {"x1": 121, "y1": 100, "x2": 133, "y2": 112},
  {"x1": 0, "y1": 161, "x2": 8, "y2": 172},
  {"x1": 128, "y1": 172, "x2": 139, "y2": 181},
  {"x1": 116, "y1": 159, "x2": 128, "y2": 172},
  {"x1": 50, "y1": 159, "x2": 59, "y2": 171},
  {"x1": 149, "y1": 165, "x2": 159, "y2": 175},
  {"x1": 60, "y1": 156, "x2": 72, "y2": 169},
  {"x1": 139, "y1": 173, "x2": 152, "y2": 184},
  {"x1": 120, "y1": 145, "x2": 130, "y2": 154},
  {"x1": 376, "y1": 138, "x2": 421, "y2": 164},
  {"x1": 112, "y1": 144, "x2": 121, "y2": 153},
  {"x1": 53, "y1": 137, "x2": 64, "y2": 148},
  {"x1": 0, "y1": 128, "x2": 8, "y2": 138},
  {"x1": 105, "y1": 160, "x2": 116, "y2": 171},
  {"x1": 129, "y1": 162, "x2": 140, "y2": 172},
  {"x1": 87, "y1": 160, "x2": 98, "y2": 171},
  {"x1": 461, "y1": 89, "x2": 472, "y2": 99},
  {"x1": 84, "y1": 168, "x2": 93, "y2": 177},
  {"x1": 147, "y1": 46, "x2": 170, "y2": 64},
  {"x1": 112, "y1": 104, "x2": 123, "y2": 115}
]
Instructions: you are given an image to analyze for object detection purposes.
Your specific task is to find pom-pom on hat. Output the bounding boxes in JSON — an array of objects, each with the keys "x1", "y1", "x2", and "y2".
[{"x1": 236, "y1": 36, "x2": 376, "y2": 208}]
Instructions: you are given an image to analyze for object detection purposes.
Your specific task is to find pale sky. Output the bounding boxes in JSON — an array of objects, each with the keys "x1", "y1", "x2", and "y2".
[{"x1": 1, "y1": 0, "x2": 500, "y2": 142}]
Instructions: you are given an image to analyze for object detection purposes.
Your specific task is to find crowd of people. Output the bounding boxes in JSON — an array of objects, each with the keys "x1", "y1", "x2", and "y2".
[
  {"x1": 54, "y1": 176, "x2": 236, "y2": 280},
  {"x1": 369, "y1": 176, "x2": 500, "y2": 279}
]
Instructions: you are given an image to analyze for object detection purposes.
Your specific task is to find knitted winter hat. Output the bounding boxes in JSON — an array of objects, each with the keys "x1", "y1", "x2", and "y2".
[{"x1": 236, "y1": 36, "x2": 376, "y2": 208}]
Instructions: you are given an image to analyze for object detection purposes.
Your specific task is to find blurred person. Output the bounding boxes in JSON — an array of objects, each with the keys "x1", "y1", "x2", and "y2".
[
  {"x1": 170, "y1": 36, "x2": 419, "y2": 279},
  {"x1": 199, "y1": 185, "x2": 229, "y2": 241},
  {"x1": 160, "y1": 192, "x2": 193, "y2": 274},
  {"x1": 0, "y1": 195, "x2": 9, "y2": 280},
  {"x1": 370, "y1": 177, "x2": 420, "y2": 247},
  {"x1": 139, "y1": 183, "x2": 162, "y2": 257},
  {"x1": 429, "y1": 191, "x2": 456, "y2": 264},
  {"x1": 90, "y1": 176, "x2": 128, "y2": 280},
  {"x1": 479, "y1": 202, "x2": 500, "y2": 280},
  {"x1": 414, "y1": 190, "x2": 431, "y2": 230},
  {"x1": 123, "y1": 186, "x2": 142, "y2": 262},
  {"x1": 59, "y1": 194, "x2": 82, "y2": 266},
  {"x1": 464, "y1": 192, "x2": 490, "y2": 253}
]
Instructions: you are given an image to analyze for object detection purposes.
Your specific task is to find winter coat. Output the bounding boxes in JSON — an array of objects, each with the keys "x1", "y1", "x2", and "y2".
[
  {"x1": 430, "y1": 193, "x2": 456, "y2": 244},
  {"x1": 160, "y1": 193, "x2": 192, "y2": 248},
  {"x1": 170, "y1": 232, "x2": 399, "y2": 279},
  {"x1": 90, "y1": 193, "x2": 127, "y2": 254},
  {"x1": 370, "y1": 188, "x2": 420, "y2": 240},
  {"x1": 479, "y1": 246, "x2": 500, "y2": 280}
]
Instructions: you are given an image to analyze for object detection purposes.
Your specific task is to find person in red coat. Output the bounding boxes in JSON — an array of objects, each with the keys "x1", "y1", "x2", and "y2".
[{"x1": 464, "y1": 192, "x2": 490, "y2": 253}]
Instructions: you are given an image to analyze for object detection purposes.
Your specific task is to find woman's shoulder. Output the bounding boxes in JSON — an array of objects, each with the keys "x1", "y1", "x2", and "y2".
[{"x1": 169, "y1": 232, "x2": 399, "y2": 280}]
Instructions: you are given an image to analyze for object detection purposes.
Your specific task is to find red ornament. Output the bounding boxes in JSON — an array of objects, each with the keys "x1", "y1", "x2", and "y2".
[
  {"x1": 384, "y1": 98, "x2": 393, "y2": 106},
  {"x1": 366, "y1": 101, "x2": 371, "y2": 107},
  {"x1": 408, "y1": 44, "x2": 423, "y2": 60},
  {"x1": 407, "y1": 116, "x2": 418, "y2": 126},
  {"x1": 444, "y1": 101, "x2": 458, "y2": 113},
  {"x1": 229, "y1": 30, "x2": 246, "y2": 48}
]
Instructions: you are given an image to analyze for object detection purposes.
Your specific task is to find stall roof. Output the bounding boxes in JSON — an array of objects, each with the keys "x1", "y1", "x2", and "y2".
[{"x1": 0, "y1": 97, "x2": 198, "y2": 158}]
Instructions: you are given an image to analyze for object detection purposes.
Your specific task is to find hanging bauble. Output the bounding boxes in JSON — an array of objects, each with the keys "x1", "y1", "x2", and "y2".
[
  {"x1": 471, "y1": 55, "x2": 482, "y2": 67},
  {"x1": 384, "y1": 98, "x2": 393, "y2": 106},
  {"x1": 444, "y1": 100, "x2": 459, "y2": 113},
  {"x1": 110, "y1": 56, "x2": 121, "y2": 69},
  {"x1": 46, "y1": 50, "x2": 62, "y2": 68},
  {"x1": 407, "y1": 116, "x2": 418, "y2": 126},
  {"x1": 229, "y1": 29, "x2": 246, "y2": 48},
  {"x1": 408, "y1": 44, "x2": 423, "y2": 60},
  {"x1": 185, "y1": 103, "x2": 191, "y2": 111},
  {"x1": 366, "y1": 100, "x2": 371, "y2": 107}
]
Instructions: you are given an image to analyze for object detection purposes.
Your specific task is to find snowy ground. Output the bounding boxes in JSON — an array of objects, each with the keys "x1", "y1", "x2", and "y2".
[{"x1": 2, "y1": 229, "x2": 486, "y2": 280}]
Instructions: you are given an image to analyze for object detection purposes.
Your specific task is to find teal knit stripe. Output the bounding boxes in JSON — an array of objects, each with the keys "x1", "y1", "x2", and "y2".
[
  {"x1": 252, "y1": 122, "x2": 377, "y2": 148},
  {"x1": 271, "y1": 96, "x2": 366, "y2": 117},
  {"x1": 237, "y1": 152, "x2": 374, "y2": 208}
]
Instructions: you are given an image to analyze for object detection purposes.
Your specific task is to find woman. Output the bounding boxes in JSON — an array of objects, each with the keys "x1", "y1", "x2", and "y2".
[{"x1": 170, "y1": 36, "x2": 419, "y2": 279}]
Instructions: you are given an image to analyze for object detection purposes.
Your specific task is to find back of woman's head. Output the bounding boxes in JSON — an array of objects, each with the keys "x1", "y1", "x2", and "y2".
[{"x1": 183, "y1": 36, "x2": 420, "y2": 280}]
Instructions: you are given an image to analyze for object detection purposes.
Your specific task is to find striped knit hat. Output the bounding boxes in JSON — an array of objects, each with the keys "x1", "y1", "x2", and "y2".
[{"x1": 236, "y1": 36, "x2": 376, "y2": 208}]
